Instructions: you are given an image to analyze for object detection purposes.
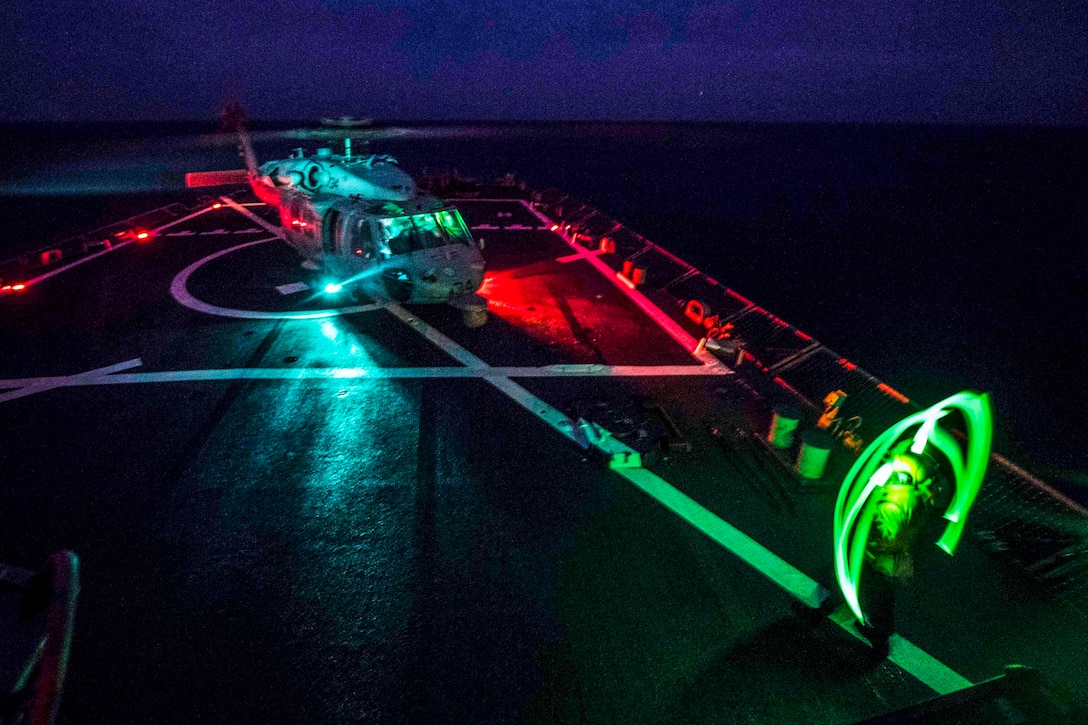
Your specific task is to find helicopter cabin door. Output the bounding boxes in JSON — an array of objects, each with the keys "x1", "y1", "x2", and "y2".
[
  {"x1": 347, "y1": 217, "x2": 378, "y2": 272},
  {"x1": 321, "y1": 210, "x2": 348, "y2": 275}
]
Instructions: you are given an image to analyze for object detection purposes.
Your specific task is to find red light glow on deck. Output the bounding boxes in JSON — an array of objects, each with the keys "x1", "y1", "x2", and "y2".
[
  {"x1": 11, "y1": 283, "x2": 26, "y2": 291},
  {"x1": 476, "y1": 271, "x2": 587, "y2": 351},
  {"x1": 212, "y1": 202, "x2": 223, "y2": 209},
  {"x1": 135, "y1": 231, "x2": 150, "y2": 240}
]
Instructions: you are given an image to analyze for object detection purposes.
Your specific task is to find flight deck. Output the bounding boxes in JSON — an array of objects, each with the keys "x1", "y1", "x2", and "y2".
[{"x1": 1, "y1": 185, "x2": 1085, "y2": 723}]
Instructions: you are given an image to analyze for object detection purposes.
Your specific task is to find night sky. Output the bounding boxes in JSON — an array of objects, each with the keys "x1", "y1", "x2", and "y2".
[{"x1": 2, "y1": 0, "x2": 1086, "y2": 124}]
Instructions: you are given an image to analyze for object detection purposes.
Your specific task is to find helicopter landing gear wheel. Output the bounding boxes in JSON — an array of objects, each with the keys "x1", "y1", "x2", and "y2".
[{"x1": 462, "y1": 306, "x2": 488, "y2": 328}]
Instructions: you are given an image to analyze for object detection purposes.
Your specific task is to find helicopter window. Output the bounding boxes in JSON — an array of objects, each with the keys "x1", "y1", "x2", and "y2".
[
  {"x1": 324, "y1": 211, "x2": 341, "y2": 254},
  {"x1": 410, "y1": 214, "x2": 448, "y2": 250},
  {"x1": 351, "y1": 219, "x2": 376, "y2": 258},
  {"x1": 437, "y1": 210, "x2": 473, "y2": 246},
  {"x1": 379, "y1": 213, "x2": 465, "y2": 254},
  {"x1": 380, "y1": 216, "x2": 414, "y2": 255}
]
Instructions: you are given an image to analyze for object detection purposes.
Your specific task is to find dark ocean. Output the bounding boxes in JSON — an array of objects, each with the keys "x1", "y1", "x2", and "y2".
[{"x1": 2, "y1": 121, "x2": 1086, "y2": 479}]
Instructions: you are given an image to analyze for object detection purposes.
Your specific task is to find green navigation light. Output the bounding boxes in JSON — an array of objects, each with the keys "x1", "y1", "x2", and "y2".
[{"x1": 833, "y1": 391, "x2": 993, "y2": 623}]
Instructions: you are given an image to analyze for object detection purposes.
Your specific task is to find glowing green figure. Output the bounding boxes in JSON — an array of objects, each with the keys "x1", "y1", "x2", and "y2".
[{"x1": 833, "y1": 391, "x2": 993, "y2": 624}]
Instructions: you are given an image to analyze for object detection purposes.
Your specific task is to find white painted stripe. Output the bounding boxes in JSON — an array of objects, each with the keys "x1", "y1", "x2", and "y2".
[
  {"x1": 72, "y1": 358, "x2": 144, "y2": 377},
  {"x1": 169, "y1": 239, "x2": 384, "y2": 320},
  {"x1": 151, "y1": 205, "x2": 217, "y2": 233},
  {"x1": 240, "y1": 202, "x2": 267, "y2": 207},
  {"x1": 471, "y1": 224, "x2": 501, "y2": 230},
  {"x1": 619, "y1": 466, "x2": 830, "y2": 607},
  {"x1": 506, "y1": 224, "x2": 534, "y2": 230},
  {"x1": 165, "y1": 230, "x2": 196, "y2": 237},
  {"x1": 520, "y1": 200, "x2": 725, "y2": 371},
  {"x1": 0, "y1": 359, "x2": 144, "y2": 403},
  {"x1": 220, "y1": 197, "x2": 284, "y2": 238},
  {"x1": 384, "y1": 304, "x2": 636, "y2": 458},
  {"x1": 828, "y1": 606, "x2": 972, "y2": 694},
  {"x1": 620, "y1": 466, "x2": 971, "y2": 694},
  {"x1": 199, "y1": 228, "x2": 233, "y2": 236},
  {"x1": 382, "y1": 214, "x2": 970, "y2": 697},
  {"x1": 275, "y1": 282, "x2": 310, "y2": 295},
  {"x1": 0, "y1": 362, "x2": 729, "y2": 400},
  {"x1": 233, "y1": 228, "x2": 263, "y2": 234},
  {"x1": 384, "y1": 304, "x2": 488, "y2": 367}
]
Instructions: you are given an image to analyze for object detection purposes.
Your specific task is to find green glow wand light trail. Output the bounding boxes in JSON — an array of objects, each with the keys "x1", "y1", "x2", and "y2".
[{"x1": 833, "y1": 391, "x2": 993, "y2": 624}]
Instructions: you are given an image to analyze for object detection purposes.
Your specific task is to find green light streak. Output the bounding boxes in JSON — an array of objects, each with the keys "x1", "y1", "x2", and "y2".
[{"x1": 833, "y1": 391, "x2": 993, "y2": 623}]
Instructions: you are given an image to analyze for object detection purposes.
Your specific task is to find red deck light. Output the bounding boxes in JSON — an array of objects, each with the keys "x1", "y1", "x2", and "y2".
[
  {"x1": 212, "y1": 202, "x2": 222, "y2": 209},
  {"x1": 549, "y1": 224, "x2": 559, "y2": 232},
  {"x1": 136, "y1": 231, "x2": 150, "y2": 240},
  {"x1": 12, "y1": 283, "x2": 26, "y2": 291}
]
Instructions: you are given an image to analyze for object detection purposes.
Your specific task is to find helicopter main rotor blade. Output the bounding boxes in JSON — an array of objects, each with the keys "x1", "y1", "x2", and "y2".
[{"x1": 185, "y1": 169, "x2": 250, "y2": 188}]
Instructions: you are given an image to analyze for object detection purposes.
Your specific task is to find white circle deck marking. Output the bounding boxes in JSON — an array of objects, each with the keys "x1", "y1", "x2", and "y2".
[{"x1": 170, "y1": 238, "x2": 383, "y2": 320}]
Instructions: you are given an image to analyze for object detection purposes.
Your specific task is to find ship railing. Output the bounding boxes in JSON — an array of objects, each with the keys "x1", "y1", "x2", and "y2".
[
  {"x1": 536, "y1": 188, "x2": 1088, "y2": 610},
  {"x1": 0, "y1": 197, "x2": 216, "y2": 289}
]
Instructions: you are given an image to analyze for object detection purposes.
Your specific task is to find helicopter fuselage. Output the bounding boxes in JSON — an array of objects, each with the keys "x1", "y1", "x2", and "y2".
[{"x1": 247, "y1": 149, "x2": 487, "y2": 317}]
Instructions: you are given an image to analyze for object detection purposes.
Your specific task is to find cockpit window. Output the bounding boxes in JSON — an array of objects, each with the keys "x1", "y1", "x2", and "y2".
[
  {"x1": 437, "y1": 210, "x2": 473, "y2": 246},
  {"x1": 380, "y1": 216, "x2": 414, "y2": 255},
  {"x1": 412, "y1": 213, "x2": 446, "y2": 249},
  {"x1": 378, "y1": 212, "x2": 472, "y2": 254}
]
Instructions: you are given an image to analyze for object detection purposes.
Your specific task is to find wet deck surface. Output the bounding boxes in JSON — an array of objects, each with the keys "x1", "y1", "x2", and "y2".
[{"x1": 1, "y1": 193, "x2": 1085, "y2": 723}]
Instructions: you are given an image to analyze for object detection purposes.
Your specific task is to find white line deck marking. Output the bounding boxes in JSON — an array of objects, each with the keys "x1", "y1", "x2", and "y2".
[
  {"x1": 829, "y1": 606, "x2": 972, "y2": 694},
  {"x1": 519, "y1": 200, "x2": 725, "y2": 370},
  {"x1": 220, "y1": 197, "x2": 284, "y2": 237},
  {"x1": 0, "y1": 358, "x2": 144, "y2": 403},
  {"x1": 0, "y1": 362, "x2": 728, "y2": 401},
  {"x1": 384, "y1": 303, "x2": 636, "y2": 460},
  {"x1": 384, "y1": 235, "x2": 971, "y2": 697},
  {"x1": 4, "y1": 197, "x2": 973, "y2": 696},
  {"x1": 275, "y1": 282, "x2": 310, "y2": 295},
  {"x1": 169, "y1": 238, "x2": 383, "y2": 320},
  {"x1": 152, "y1": 205, "x2": 217, "y2": 233},
  {"x1": 619, "y1": 466, "x2": 830, "y2": 607}
]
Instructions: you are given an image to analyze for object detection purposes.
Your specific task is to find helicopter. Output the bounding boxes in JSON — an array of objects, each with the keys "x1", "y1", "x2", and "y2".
[{"x1": 185, "y1": 111, "x2": 488, "y2": 326}]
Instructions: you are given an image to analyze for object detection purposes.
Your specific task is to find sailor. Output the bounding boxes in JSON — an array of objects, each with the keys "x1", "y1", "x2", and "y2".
[{"x1": 856, "y1": 448, "x2": 945, "y2": 657}]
